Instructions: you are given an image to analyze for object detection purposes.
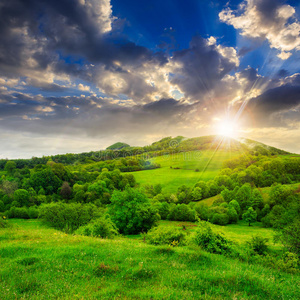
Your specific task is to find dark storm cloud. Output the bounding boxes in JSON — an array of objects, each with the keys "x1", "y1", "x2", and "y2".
[
  {"x1": 141, "y1": 98, "x2": 188, "y2": 117},
  {"x1": 244, "y1": 82, "x2": 300, "y2": 128},
  {"x1": 170, "y1": 36, "x2": 238, "y2": 100},
  {"x1": 0, "y1": 0, "x2": 166, "y2": 80},
  {"x1": 277, "y1": 69, "x2": 289, "y2": 78},
  {"x1": 249, "y1": 85, "x2": 300, "y2": 114},
  {"x1": 0, "y1": 88, "x2": 192, "y2": 137}
]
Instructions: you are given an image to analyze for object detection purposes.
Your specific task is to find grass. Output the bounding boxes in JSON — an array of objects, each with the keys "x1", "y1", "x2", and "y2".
[
  {"x1": 1, "y1": 219, "x2": 299, "y2": 299},
  {"x1": 130, "y1": 149, "x2": 243, "y2": 193}
]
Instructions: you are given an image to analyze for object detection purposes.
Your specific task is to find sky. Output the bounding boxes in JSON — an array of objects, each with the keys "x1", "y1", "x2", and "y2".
[{"x1": 1, "y1": 0, "x2": 300, "y2": 158}]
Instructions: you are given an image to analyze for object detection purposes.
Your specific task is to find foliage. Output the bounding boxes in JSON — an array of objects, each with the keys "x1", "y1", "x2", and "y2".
[
  {"x1": 108, "y1": 187, "x2": 160, "y2": 234},
  {"x1": 194, "y1": 221, "x2": 233, "y2": 255},
  {"x1": 29, "y1": 168, "x2": 62, "y2": 195},
  {"x1": 146, "y1": 226, "x2": 187, "y2": 246},
  {"x1": 275, "y1": 219, "x2": 300, "y2": 256},
  {"x1": 247, "y1": 235, "x2": 269, "y2": 255},
  {"x1": 76, "y1": 216, "x2": 118, "y2": 238},
  {"x1": 4, "y1": 161, "x2": 16, "y2": 174},
  {"x1": 39, "y1": 202, "x2": 103, "y2": 233},
  {"x1": 242, "y1": 207, "x2": 257, "y2": 226},
  {"x1": 106, "y1": 142, "x2": 130, "y2": 150},
  {"x1": 14, "y1": 189, "x2": 30, "y2": 206}
]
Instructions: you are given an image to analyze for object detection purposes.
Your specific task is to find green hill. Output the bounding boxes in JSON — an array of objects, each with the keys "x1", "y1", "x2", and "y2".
[
  {"x1": 106, "y1": 142, "x2": 130, "y2": 150},
  {"x1": 1, "y1": 219, "x2": 299, "y2": 299}
]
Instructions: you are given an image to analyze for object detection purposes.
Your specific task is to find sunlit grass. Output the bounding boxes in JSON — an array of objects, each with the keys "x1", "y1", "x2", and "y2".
[
  {"x1": 1, "y1": 219, "x2": 299, "y2": 299},
  {"x1": 130, "y1": 150, "x2": 242, "y2": 193}
]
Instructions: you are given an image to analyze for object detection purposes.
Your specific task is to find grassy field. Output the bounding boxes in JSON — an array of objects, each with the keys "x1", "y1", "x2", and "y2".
[
  {"x1": 1, "y1": 219, "x2": 299, "y2": 300},
  {"x1": 130, "y1": 149, "x2": 243, "y2": 193}
]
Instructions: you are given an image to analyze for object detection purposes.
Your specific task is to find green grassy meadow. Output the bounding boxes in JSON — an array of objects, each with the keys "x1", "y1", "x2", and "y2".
[
  {"x1": 1, "y1": 219, "x2": 299, "y2": 300},
  {"x1": 130, "y1": 149, "x2": 244, "y2": 193}
]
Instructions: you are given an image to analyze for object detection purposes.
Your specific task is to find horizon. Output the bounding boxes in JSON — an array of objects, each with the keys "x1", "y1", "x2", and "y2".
[
  {"x1": 1, "y1": 134, "x2": 296, "y2": 160},
  {"x1": 1, "y1": 0, "x2": 300, "y2": 158}
]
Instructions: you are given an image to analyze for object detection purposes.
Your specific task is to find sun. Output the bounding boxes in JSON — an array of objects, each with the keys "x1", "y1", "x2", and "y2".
[{"x1": 216, "y1": 120, "x2": 238, "y2": 138}]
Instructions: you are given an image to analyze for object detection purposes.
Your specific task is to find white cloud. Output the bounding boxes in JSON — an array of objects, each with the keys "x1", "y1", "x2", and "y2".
[
  {"x1": 219, "y1": 0, "x2": 300, "y2": 59},
  {"x1": 78, "y1": 83, "x2": 91, "y2": 92}
]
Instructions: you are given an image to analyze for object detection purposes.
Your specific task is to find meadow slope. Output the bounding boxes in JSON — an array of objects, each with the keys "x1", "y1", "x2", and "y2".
[{"x1": 0, "y1": 219, "x2": 299, "y2": 300}]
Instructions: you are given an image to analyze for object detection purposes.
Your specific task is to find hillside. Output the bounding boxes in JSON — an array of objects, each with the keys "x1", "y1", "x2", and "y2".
[
  {"x1": 0, "y1": 135, "x2": 290, "y2": 170},
  {"x1": 106, "y1": 142, "x2": 130, "y2": 150},
  {"x1": 1, "y1": 219, "x2": 299, "y2": 299}
]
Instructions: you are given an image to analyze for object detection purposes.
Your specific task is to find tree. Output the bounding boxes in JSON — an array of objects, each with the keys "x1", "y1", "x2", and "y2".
[
  {"x1": 235, "y1": 184, "x2": 252, "y2": 211},
  {"x1": 229, "y1": 200, "x2": 241, "y2": 216},
  {"x1": 191, "y1": 187, "x2": 202, "y2": 201},
  {"x1": 4, "y1": 161, "x2": 16, "y2": 175},
  {"x1": 108, "y1": 187, "x2": 160, "y2": 234},
  {"x1": 13, "y1": 189, "x2": 30, "y2": 206},
  {"x1": 242, "y1": 207, "x2": 257, "y2": 226},
  {"x1": 275, "y1": 219, "x2": 300, "y2": 256},
  {"x1": 227, "y1": 207, "x2": 238, "y2": 223},
  {"x1": 251, "y1": 189, "x2": 264, "y2": 209},
  {"x1": 60, "y1": 182, "x2": 72, "y2": 200},
  {"x1": 29, "y1": 168, "x2": 62, "y2": 194}
]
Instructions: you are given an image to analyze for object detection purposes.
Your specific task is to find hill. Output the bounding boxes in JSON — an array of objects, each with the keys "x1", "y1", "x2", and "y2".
[
  {"x1": 239, "y1": 138, "x2": 290, "y2": 155},
  {"x1": 106, "y1": 142, "x2": 130, "y2": 150},
  {"x1": 1, "y1": 219, "x2": 299, "y2": 299},
  {"x1": 0, "y1": 134, "x2": 291, "y2": 171}
]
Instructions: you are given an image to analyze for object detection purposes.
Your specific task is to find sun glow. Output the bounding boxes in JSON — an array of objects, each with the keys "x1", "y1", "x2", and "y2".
[{"x1": 216, "y1": 120, "x2": 238, "y2": 138}]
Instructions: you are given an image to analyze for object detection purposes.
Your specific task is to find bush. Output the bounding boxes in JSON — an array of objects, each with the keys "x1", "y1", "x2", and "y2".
[
  {"x1": 5, "y1": 206, "x2": 30, "y2": 219},
  {"x1": 194, "y1": 221, "x2": 233, "y2": 255},
  {"x1": 28, "y1": 206, "x2": 39, "y2": 219},
  {"x1": 247, "y1": 235, "x2": 269, "y2": 255},
  {"x1": 146, "y1": 226, "x2": 187, "y2": 246},
  {"x1": 76, "y1": 216, "x2": 118, "y2": 238},
  {"x1": 39, "y1": 202, "x2": 103, "y2": 233},
  {"x1": 108, "y1": 187, "x2": 160, "y2": 235},
  {"x1": 211, "y1": 213, "x2": 229, "y2": 225},
  {"x1": 275, "y1": 219, "x2": 300, "y2": 256}
]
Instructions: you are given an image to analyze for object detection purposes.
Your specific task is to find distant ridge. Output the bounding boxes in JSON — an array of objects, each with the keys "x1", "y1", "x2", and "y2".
[
  {"x1": 106, "y1": 142, "x2": 130, "y2": 150},
  {"x1": 0, "y1": 135, "x2": 292, "y2": 167}
]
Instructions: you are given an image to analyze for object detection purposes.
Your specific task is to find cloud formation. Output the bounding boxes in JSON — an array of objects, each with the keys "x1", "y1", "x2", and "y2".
[
  {"x1": 219, "y1": 0, "x2": 300, "y2": 59},
  {"x1": 0, "y1": 0, "x2": 300, "y2": 156}
]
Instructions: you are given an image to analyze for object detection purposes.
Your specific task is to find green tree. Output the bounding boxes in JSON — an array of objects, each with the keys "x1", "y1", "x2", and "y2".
[
  {"x1": 242, "y1": 207, "x2": 257, "y2": 226},
  {"x1": 191, "y1": 187, "x2": 202, "y2": 201},
  {"x1": 108, "y1": 187, "x2": 160, "y2": 234},
  {"x1": 13, "y1": 189, "x2": 30, "y2": 207},
  {"x1": 4, "y1": 161, "x2": 16, "y2": 175},
  {"x1": 229, "y1": 200, "x2": 241, "y2": 216},
  {"x1": 60, "y1": 182, "x2": 72, "y2": 200},
  {"x1": 227, "y1": 207, "x2": 238, "y2": 223},
  {"x1": 275, "y1": 219, "x2": 300, "y2": 256}
]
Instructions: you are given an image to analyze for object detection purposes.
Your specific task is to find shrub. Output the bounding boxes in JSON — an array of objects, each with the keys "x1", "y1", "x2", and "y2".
[
  {"x1": 5, "y1": 206, "x2": 30, "y2": 219},
  {"x1": 211, "y1": 213, "x2": 229, "y2": 225},
  {"x1": 247, "y1": 235, "x2": 269, "y2": 255},
  {"x1": 146, "y1": 226, "x2": 187, "y2": 246},
  {"x1": 28, "y1": 206, "x2": 39, "y2": 219},
  {"x1": 108, "y1": 187, "x2": 160, "y2": 235},
  {"x1": 275, "y1": 219, "x2": 300, "y2": 256},
  {"x1": 76, "y1": 216, "x2": 118, "y2": 238},
  {"x1": 194, "y1": 221, "x2": 233, "y2": 255},
  {"x1": 39, "y1": 202, "x2": 103, "y2": 233}
]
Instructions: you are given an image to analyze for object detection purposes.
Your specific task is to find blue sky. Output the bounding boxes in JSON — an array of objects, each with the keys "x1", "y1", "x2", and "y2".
[{"x1": 0, "y1": 0, "x2": 300, "y2": 158}]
